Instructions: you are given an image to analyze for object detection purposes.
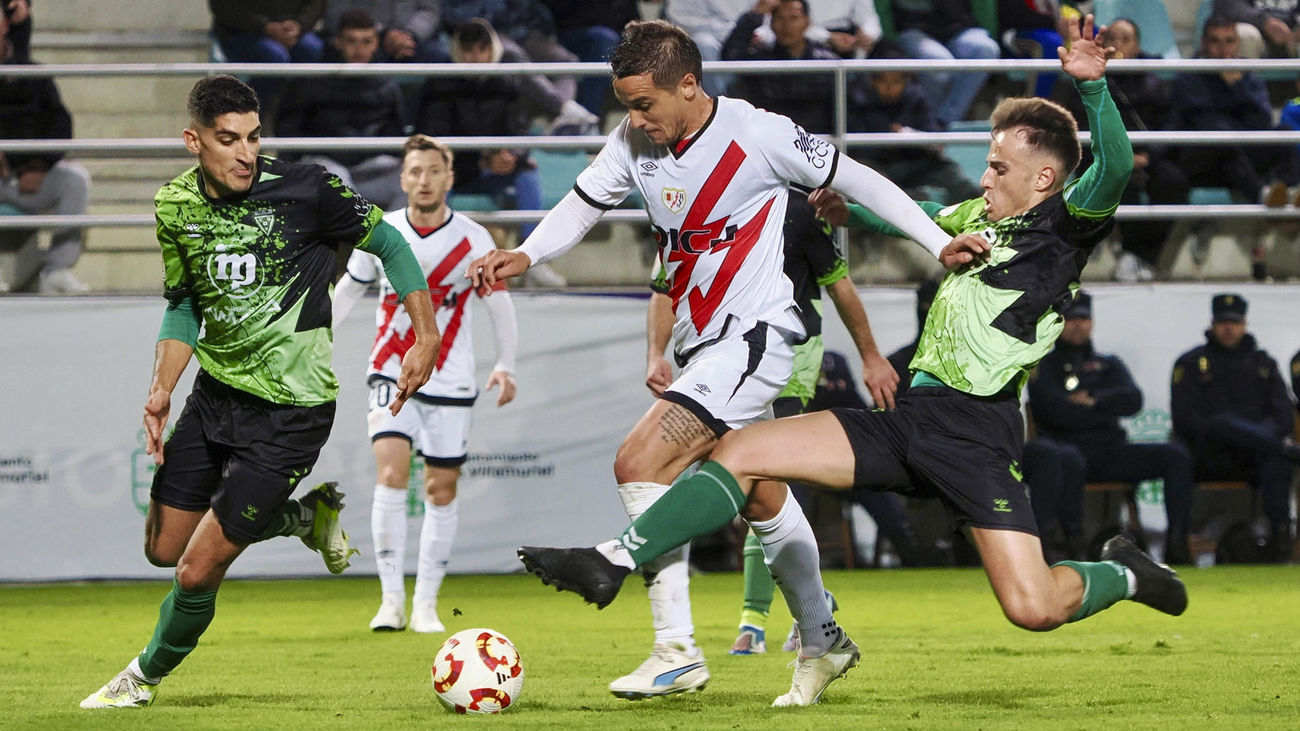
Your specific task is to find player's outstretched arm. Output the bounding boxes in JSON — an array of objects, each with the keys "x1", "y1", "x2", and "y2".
[
  {"x1": 810, "y1": 188, "x2": 989, "y2": 269},
  {"x1": 1060, "y1": 14, "x2": 1133, "y2": 214},
  {"x1": 468, "y1": 190, "x2": 608, "y2": 296},
  {"x1": 391, "y1": 292, "x2": 440, "y2": 415},
  {"x1": 467, "y1": 249, "x2": 531, "y2": 297}
]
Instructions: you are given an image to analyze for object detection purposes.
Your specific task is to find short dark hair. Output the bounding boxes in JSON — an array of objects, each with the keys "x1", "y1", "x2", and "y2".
[
  {"x1": 1109, "y1": 17, "x2": 1141, "y2": 42},
  {"x1": 989, "y1": 96, "x2": 1081, "y2": 177},
  {"x1": 402, "y1": 133, "x2": 453, "y2": 168},
  {"x1": 609, "y1": 20, "x2": 703, "y2": 90},
  {"x1": 780, "y1": 0, "x2": 810, "y2": 16},
  {"x1": 187, "y1": 75, "x2": 259, "y2": 127},
  {"x1": 1203, "y1": 15, "x2": 1237, "y2": 37},
  {"x1": 337, "y1": 8, "x2": 377, "y2": 33}
]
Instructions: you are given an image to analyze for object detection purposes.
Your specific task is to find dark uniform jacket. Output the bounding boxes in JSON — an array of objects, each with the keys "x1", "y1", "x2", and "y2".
[
  {"x1": 1028, "y1": 339, "x2": 1141, "y2": 448},
  {"x1": 1171, "y1": 333, "x2": 1294, "y2": 445},
  {"x1": 0, "y1": 60, "x2": 72, "y2": 172}
]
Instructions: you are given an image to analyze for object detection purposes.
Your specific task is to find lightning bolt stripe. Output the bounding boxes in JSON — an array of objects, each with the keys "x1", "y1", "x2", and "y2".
[{"x1": 667, "y1": 140, "x2": 748, "y2": 315}]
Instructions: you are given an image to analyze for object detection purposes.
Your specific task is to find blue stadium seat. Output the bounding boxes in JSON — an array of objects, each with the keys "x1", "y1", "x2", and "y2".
[
  {"x1": 1094, "y1": 0, "x2": 1181, "y2": 59},
  {"x1": 945, "y1": 120, "x2": 992, "y2": 188},
  {"x1": 531, "y1": 148, "x2": 593, "y2": 208},
  {"x1": 450, "y1": 193, "x2": 498, "y2": 212}
]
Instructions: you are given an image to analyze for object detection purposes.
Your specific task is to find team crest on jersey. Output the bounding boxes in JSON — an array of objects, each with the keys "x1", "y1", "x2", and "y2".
[
  {"x1": 252, "y1": 209, "x2": 275, "y2": 237},
  {"x1": 662, "y1": 187, "x2": 687, "y2": 213}
]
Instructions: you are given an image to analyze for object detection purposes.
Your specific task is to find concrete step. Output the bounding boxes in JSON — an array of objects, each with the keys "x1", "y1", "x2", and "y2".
[
  {"x1": 88, "y1": 178, "x2": 168, "y2": 206},
  {"x1": 59, "y1": 76, "x2": 202, "y2": 115},
  {"x1": 74, "y1": 250, "x2": 162, "y2": 294},
  {"x1": 36, "y1": 0, "x2": 210, "y2": 33},
  {"x1": 86, "y1": 226, "x2": 156, "y2": 253},
  {"x1": 81, "y1": 158, "x2": 193, "y2": 183},
  {"x1": 68, "y1": 110, "x2": 192, "y2": 142}
]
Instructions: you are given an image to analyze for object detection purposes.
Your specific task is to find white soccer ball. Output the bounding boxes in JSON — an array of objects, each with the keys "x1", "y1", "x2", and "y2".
[{"x1": 431, "y1": 627, "x2": 525, "y2": 714}]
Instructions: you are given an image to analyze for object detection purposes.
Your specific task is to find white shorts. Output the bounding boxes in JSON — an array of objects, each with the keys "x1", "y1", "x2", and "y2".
[
  {"x1": 367, "y1": 382, "x2": 472, "y2": 466},
  {"x1": 664, "y1": 321, "x2": 796, "y2": 435}
]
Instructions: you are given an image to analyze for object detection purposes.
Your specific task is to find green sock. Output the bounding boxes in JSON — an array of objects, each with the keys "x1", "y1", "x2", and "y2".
[
  {"x1": 257, "y1": 499, "x2": 311, "y2": 541},
  {"x1": 1056, "y1": 560, "x2": 1129, "y2": 622},
  {"x1": 138, "y1": 578, "x2": 218, "y2": 680},
  {"x1": 621, "y1": 461, "x2": 746, "y2": 567},
  {"x1": 740, "y1": 531, "x2": 774, "y2": 629}
]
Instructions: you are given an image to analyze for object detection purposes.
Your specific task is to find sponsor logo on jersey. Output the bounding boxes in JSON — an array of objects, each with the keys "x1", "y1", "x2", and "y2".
[
  {"x1": 206, "y1": 243, "x2": 264, "y2": 299},
  {"x1": 641, "y1": 161, "x2": 659, "y2": 172},
  {"x1": 792, "y1": 126, "x2": 832, "y2": 169},
  {"x1": 662, "y1": 187, "x2": 687, "y2": 213}
]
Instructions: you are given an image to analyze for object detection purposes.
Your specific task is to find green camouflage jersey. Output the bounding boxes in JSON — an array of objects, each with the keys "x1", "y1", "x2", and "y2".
[
  {"x1": 848, "y1": 79, "x2": 1131, "y2": 397},
  {"x1": 155, "y1": 156, "x2": 383, "y2": 406}
]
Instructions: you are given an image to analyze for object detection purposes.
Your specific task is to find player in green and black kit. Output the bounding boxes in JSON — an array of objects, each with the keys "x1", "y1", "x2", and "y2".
[
  {"x1": 81, "y1": 75, "x2": 440, "y2": 709},
  {"x1": 520, "y1": 18, "x2": 1186, "y2": 670}
]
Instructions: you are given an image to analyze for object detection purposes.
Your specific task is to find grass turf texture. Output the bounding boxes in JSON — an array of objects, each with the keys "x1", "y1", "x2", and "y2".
[{"x1": 3, "y1": 566, "x2": 1298, "y2": 729}]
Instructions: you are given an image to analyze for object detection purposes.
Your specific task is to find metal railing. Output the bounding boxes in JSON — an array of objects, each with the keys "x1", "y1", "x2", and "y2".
[{"x1": 3, "y1": 57, "x2": 1300, "y2": 232}]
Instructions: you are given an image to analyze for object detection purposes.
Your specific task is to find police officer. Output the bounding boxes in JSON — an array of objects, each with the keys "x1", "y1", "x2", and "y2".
[
  {"x1": 1172, "y1": 293, "x2": 1299, "y2": 562},
  {"x1": 1027, "y1": 291, "x2": 1196, "y2": 564}
]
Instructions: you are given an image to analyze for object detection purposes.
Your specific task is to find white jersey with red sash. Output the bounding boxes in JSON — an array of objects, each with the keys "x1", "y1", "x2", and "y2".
[
  {"x1": 574, "y1": 96, "x2": 839, "y2": 358},
  {"x1": 343, "y1": 209, "x2": 503, "y2": 402}
]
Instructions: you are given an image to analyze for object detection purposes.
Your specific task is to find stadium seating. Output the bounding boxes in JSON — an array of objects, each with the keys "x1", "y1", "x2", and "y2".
[{"x1": 1094, "y1": 0, "x2": 1182, "y2": 59}]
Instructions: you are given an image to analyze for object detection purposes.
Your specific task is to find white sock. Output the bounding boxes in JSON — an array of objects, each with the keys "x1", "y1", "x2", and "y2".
[
  {"x1": 595, "y1": 539, "x2": 636, "y2": 570},
  {"x1": 1123, "y1": 566, "x2": 1137, "y2": 598},
  {"x1": 128, "y1": 656, "x2": 160, "y2": 685},
  {"x1": 749, "y1": 487, "x2": 837, "y2": 657},
  {"x1": 414, "y1": 499, "x2": 458, "y2": 604},
  {"x1": 618, "y1": 481, "x2": 697, "y2": 651},
  {"x1": 371, "y1": 484, "x2": 408, "y2": 600}
]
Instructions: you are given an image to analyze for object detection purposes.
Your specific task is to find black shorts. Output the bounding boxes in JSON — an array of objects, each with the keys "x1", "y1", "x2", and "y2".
[
  {"x1": 150, "y1": 371, "x2": 336, "y2": 543},
  {"x1": 830, "y1": 385, "x2": 1038, "y2": 534}
]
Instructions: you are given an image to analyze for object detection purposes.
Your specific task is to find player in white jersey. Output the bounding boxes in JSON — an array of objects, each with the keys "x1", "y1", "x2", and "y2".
[
  {"x1": 468, "y1": 20, "x2": 981, "y2": 705},
  {"x1": 335, "y1": 135, "x2": 519, "y2": 634}
]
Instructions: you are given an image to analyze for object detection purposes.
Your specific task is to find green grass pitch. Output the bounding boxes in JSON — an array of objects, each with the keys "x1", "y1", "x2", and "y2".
[{"x1": 3, "y1": 566, "x2": 1298, "y2": 729}]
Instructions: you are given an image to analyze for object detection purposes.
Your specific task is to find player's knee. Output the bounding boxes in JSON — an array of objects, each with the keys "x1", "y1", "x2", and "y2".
[
  {"x1": 1000, "y1": 596, "x2": 1066, "y2": 632},
  {"x1": 612, "y1": 442, "x2": 652, "y2": 483},
  {"x1": 173, "y1": 560, "x2": 221, "y2": 593}
]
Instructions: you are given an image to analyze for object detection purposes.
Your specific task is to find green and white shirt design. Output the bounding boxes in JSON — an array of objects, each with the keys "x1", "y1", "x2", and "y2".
[{"x1": 155, "y1": 156, "x2": 383, "y2": 405}]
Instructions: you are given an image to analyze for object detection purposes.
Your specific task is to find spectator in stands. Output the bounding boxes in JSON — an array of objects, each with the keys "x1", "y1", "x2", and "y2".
[
  {"x1": 1052, "y1": 18, "x2": 1188, "y2": 282},
  {"x1": 1213, "y1": 0, "x2": 1300, "y2": 58},
  {"x1": 1026, "y1": 291, "x2": 1196, "y2": 564},
  {"x1": 209, "y1": 0, "x2": 326, "y2": 110},
  {"x1": 805, "y1": 0, "x2": 881, "y2": 59},
  {"x1": 542, "y1": 0, "x2": 639, "y2": 117},
  {"x1": 996, "y1": 0, "x2": 1062, "y2": 98},
  {"x1": 4, "y1": 0, "x2": 30, "y2": 62},
  {"x1": 0, "y1": 8, "x2": 91, "y2": 293},
  {"x1": 323, "y1": 1, "x2": 449, "y2": 64},
  {"x1": 721, "y1": 0, "x2": 839, "y2": 134},
  {"x1": 441, "y1": 0, "x2": 598, "y2": 132},
  {"x1": 415, "y1": 18, "x2": 545, "y2": 237},
  {"x1": 1171, "y1": 293, "x2": 1300, "y2": 562},
  {"x1": 876, "y1": 0, "x2": 1002, "y2": 128},
  {"x1": 1172, "y1": 17, "x2": 1300, "y2": 208},
  {"x1": 848, "y1": 46, "x2": 982, "y2": 204},
  {"x1": 275, "y1": 9, "x2": 407, "y2": 210},
  {"x1": 664, "y1": 0, "x2": 754, "y2": 95},
  {"x1": 885, "y1": 277, "x2": 940, "y2": 396}
]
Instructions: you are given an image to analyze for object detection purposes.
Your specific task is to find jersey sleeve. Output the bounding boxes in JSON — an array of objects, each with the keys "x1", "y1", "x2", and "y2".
[
  {"x1": 573, "y1": 120, "x2": 635, "y2": 210},
  {"x1": 316, "y1": 169, "x2": 385, "y2": 246},
  {"x1": 343, "y1": 246, "x2": 381, "y2": 285},
  {"x1": 1064, "y1": 78, "x2": 1134, "y2": 219},
  {"x1": 155, "y1": 204, "x2": 192, "y2": 305},
  {"x1": 754, "y1": 111, "x2": 839, "y2": 190}
]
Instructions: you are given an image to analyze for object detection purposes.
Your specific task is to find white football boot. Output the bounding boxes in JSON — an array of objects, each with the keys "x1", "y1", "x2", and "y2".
[
  {"x1": 772, "y1": 629, "x2": 860, "y2": 707},
  {"x1": 608, "y1": 642, "x2": 710, "y2": 699}
]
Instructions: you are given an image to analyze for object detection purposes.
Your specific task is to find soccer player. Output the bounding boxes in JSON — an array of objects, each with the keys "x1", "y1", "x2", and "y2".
[
  {"x1": 643, "y1": 189, "x2": 895, "y2": 657},
  {"x1": 80, "y1": 75, "x2": 439, "y2": 709},
  {"x1": 333, "y1": 134, "x2": 520, "y2": 634},
  {"x1": 515, "y1": 14, "x2": 1189, "y2": 703},
  {"x1": 469, "y1": 20, "x2": 979, "y2": 705}
]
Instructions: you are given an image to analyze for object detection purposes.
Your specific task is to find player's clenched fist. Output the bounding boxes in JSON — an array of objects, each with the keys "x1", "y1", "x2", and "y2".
[{"x1": 467, "y1": 249, "x2": 531, "y2": 297}]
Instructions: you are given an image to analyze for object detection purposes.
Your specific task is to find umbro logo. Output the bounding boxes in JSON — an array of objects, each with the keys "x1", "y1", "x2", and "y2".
[
  {"x1": 641, "y1": 161, "x2": 658, "y2": 172},
  {"x1": 693, "y1": 383, "x2": 711, "y2": 396}
]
